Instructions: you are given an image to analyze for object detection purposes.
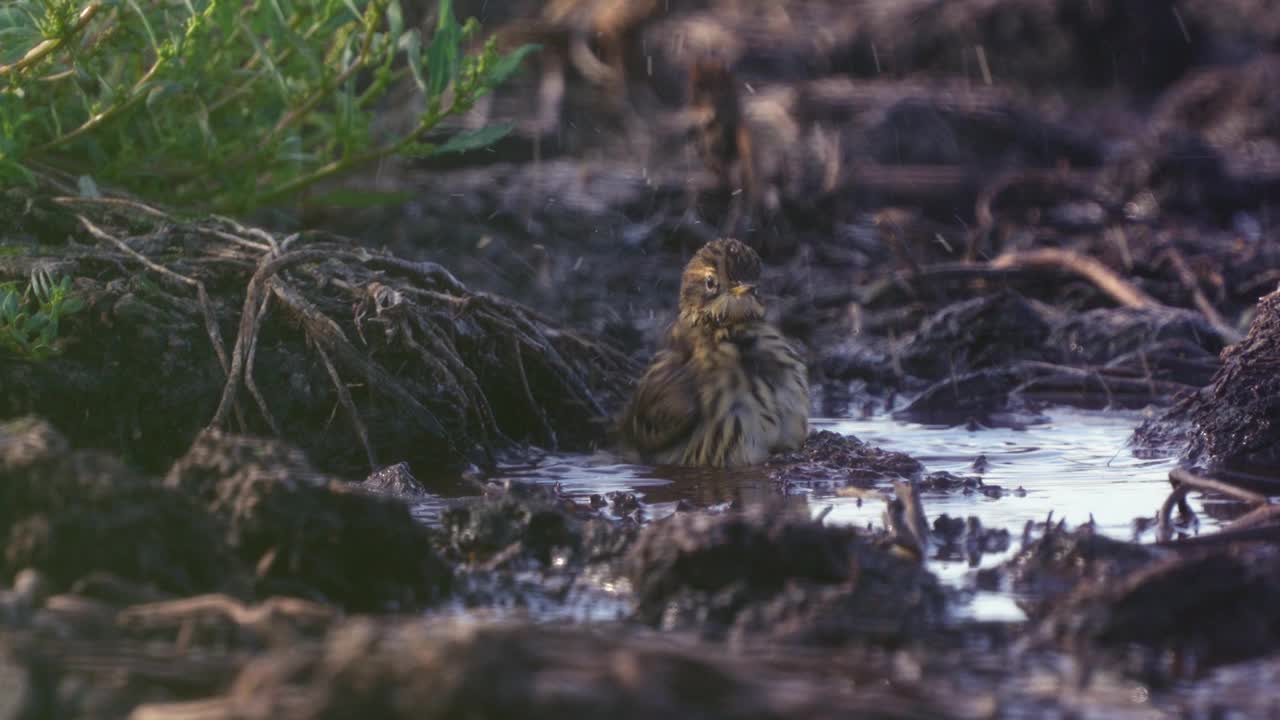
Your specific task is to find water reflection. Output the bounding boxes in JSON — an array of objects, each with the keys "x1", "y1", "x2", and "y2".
[{"x1": 415, "y1": 407, "x2": 1214, "y2": 623}]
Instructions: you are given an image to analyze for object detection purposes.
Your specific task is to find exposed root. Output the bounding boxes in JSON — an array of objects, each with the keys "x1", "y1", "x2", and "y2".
[
  {"x1": 1158, "y1": 467, "x2": 1278, "y2": 543},
  {"x1": 243, "y1": 289, "x2": 282, "y2": 438},
  {"x1": 990, "y1": 248, "x2": 1159, "y2": 310},
  {"x1": 75, "y1": 212, "x2": 246, "y2": 431},
  {"x1": 312, "y1": 328, "x2": 377, "y2": 471},
  {"x1": 0, "y1": 190, "x2": 636, "y2": 475},
  {"x1": 116, "y1": 593, "x2": 337, "y2": 633},
  {"x1": 1169, "y1": 467, "x2": 1268, "y2": 505}
]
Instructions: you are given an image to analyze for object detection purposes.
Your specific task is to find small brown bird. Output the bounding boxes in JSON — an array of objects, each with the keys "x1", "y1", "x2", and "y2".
[{"x1": 619, "y1": 238, "x2": 809, "y2": 467}]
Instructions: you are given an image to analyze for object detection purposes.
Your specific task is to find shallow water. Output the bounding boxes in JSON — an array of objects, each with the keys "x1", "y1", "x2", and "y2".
[{"x1": 420, "y1": 406, "x2": 1219, "y2": 623}]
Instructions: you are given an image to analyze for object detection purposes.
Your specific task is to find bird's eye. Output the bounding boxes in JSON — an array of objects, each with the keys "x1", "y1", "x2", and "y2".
[{"x1": 704, "y1": 275, "x2": 718, "y2": 292}]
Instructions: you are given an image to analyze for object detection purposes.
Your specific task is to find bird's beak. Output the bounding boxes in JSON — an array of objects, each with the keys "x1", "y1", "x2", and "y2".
[{"x1": 730, "y1": 283, "x2": 756, "y2": 297}]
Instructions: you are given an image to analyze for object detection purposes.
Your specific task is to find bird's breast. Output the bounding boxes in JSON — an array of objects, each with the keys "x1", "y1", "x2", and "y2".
[{"x1": 683, "y1": 327, "x2": 809, "y2": 466}]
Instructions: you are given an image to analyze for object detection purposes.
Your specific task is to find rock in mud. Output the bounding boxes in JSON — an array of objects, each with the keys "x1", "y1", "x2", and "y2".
[
  {"x1": 624, "y1": 505, "x2": 944, "y2": 645},
  {"x1": 166, "y1": 429, "x2": 452, "y2": 611},
  {"x1": 1135, "y1": 287, "x2": 1280, "y2": 469}
]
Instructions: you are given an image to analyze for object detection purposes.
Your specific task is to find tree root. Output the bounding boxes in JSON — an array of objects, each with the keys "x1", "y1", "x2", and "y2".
[
  {"x1": 1157, "y1": 467, "x2": 1277, "y2": 544},
  {"x1": 990, "y1": 248, "x2": 1160, "y2": 310},
  {"x1": 0, "y1": 189, "x2": 637, "y2": 476},
  {"x1": 116, "y1": 593, "x2": 337, "y2": 634}
]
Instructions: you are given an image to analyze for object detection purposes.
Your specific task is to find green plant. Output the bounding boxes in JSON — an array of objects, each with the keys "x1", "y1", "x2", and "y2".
[
  {"x1": 0, "y1": 0, "x2": 536, "y2": 214},
  {"x1": 0, "y1": 268, "x2": 85, "y2": 359}
]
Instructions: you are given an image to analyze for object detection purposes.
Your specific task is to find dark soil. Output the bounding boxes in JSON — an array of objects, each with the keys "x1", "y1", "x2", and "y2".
[
  {"x1": 624, "y1": 503, "x2": 943, "y2": 645},
  {"x1": 0, "y1": 417, "x2": 450, "y2": 612},
  {"x1": 1136, "y1": 287, "x2": 1280, "y2": 471},
  {"x1": 7, "y1": 0, "x2": 1280, "y2": 716}
]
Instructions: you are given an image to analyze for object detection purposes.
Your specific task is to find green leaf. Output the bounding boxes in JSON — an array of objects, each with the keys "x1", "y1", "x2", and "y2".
[
  {"x1": 6, "y1": 326, "x2": 30, "y2": 351},
  {"x1": 399, "y1": 29, "x2": 425, "y2": 91},
  {"x1": 0, "y1": 158, "x2": 36, "y2": 187},
  {"x1": 25, "y1": 314, "x2": 47, "y2": 335},
  {"x1": 426, "y1": 0, "x2": 460, "y2": 99},
  {"x1": 60, "y1": 296, "x2": 85, "y2": 315},
  {"x1": 385, "y1": 0, "x2": 403, "y2": 43},
  {"x1": 431, "y1": 122, "x2": 512, "y2": 155},
  {"x1": 485, "y1": 43, "x2": 539, "y2": 87}
]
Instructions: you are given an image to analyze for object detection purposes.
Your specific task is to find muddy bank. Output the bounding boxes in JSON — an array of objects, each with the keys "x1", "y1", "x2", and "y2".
[
  {"x1": 0, "y1": 190, "x2": 635, "y2": 480},
  {"x1": 7, "y1": 0, "x2": 1280, "y2": 717},
  {"x1": 0, "y1": 417, "x2": 449, "y2": 611},
  {"x1": 6, "y1": 425, "x2": 1280, "y2": 717},
  {"x1": 1136, "y1": 287, "x2": 1280, "y2": 472}
]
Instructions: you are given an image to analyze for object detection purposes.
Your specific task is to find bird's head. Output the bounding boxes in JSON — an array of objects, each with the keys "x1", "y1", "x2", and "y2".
[{"x1": 677, "y1": 238, "x2": 765, "y2": 332}]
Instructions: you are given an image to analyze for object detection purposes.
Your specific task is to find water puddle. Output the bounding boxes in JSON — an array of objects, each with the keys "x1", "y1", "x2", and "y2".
[{"x1": 418, "y1": 406, "x2": 1216, "y2": 623}]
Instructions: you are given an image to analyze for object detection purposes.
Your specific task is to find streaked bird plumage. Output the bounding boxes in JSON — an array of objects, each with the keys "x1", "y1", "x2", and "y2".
[{"x1": 619, "y1": 238, "x2": 809, "y2": 467}]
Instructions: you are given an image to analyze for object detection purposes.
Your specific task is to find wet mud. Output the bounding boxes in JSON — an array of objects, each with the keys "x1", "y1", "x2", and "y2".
[{"x1": 5, "y1": 0, "x2": 1280, "y2": 716}]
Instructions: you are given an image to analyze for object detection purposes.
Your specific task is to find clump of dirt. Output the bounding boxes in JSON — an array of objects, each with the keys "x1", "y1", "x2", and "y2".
[
  {"x1": 440, "y1": 480, "x2": 634, "y2": 569},
  {"x1": 0, "y1": 417, "x2": 452, "y2": 612},
  {"x1": 1135, "y1": 287, "x2": 1280, "y2": 468},
  {"x1": 1038, "y1": 545, "x2": 1280, "y2": 682},
  {"x1": 166, "y1": 429, "x2": 452, "y2": 611},
  {"x1": 0, "y1": 416, "x2": 235, "y2": 596},
  {"x1": 1002, "y1": 522, "x2": 1166, "y2": 620},
  {"x1": 897, "y1": 290, "x2": 1051, "y2": 379},
  {"x1": 624, "y1": 504, "x2": 944, "y2": 645},
  {"x1": 768, "y1": 430, "x2": 923, "y2": 486}
]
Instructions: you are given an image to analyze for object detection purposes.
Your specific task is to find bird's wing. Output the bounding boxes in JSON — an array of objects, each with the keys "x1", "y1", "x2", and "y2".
[{"x1": 622, "y1": 349, "x2": 699, "y2": 456}]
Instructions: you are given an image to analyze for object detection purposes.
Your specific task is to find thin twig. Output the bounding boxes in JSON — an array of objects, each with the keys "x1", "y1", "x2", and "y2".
[
  {"x1": 117, "y1": 593, "x2": 336, "y2": 630},
  {"x1": 0, "y1": 3, "x2": 103, "y2": 76}
]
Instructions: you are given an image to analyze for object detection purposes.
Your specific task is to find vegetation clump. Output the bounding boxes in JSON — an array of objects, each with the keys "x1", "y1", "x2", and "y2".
[
  {"x1": 0, "y1": 0, "x2": 535, "y2": 213},
  {"x1": 0, "y1": 267, "x2": 83, "y2": 360}
]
